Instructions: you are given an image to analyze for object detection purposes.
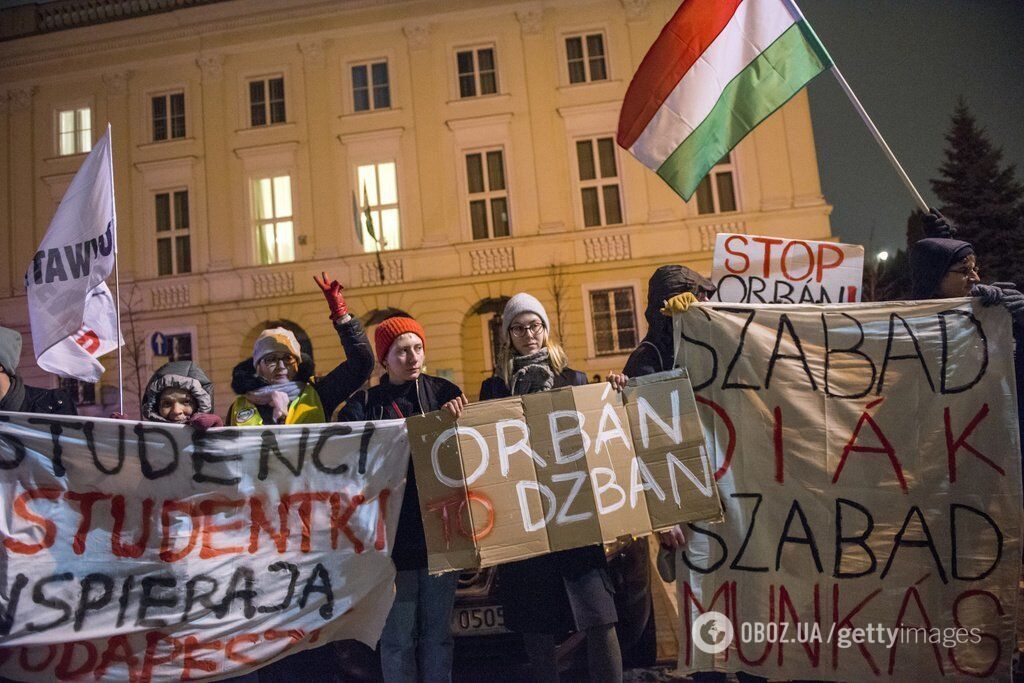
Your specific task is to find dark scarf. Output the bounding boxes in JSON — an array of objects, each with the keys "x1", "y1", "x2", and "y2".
[
  {"x1": 510, "y1": 349, "x2": 555, "y2": 395},
  {"x1": 0, "y1": 374, "x2": 25, "y2": 412}
]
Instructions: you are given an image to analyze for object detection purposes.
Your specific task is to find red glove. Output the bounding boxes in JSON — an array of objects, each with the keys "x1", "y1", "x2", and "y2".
[
  {"x1": 109, "y1": 412, "x2": 130, "y2": 420},
  {"x1": 189, "y1": 412, "x2": 224, "y2": 433},
  {"x1": 314, "y1": 271, "x2": 348, "y2": 321}
]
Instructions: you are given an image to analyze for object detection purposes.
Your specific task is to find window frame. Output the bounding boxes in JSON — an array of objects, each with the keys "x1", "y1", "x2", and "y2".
[
  {"x1": 571, "y1": 134, "x2": 625, "y2": 228},
  {"x1": 694, "y1": 152, "x2": 741, "y2": 215},
  {"x1": 146, "y1": 326, "x2": 199, "y2": 374},
  {"x1": 581, "y1": 281, "x2": 642, "y2": 360},
  {"x1": 348, "y1": 58, "x2": 392, "y2": 113},
  {"x1": 250, "y1": 173, "x2": 297, "y2": 265},
  {"x1": 246, "y1": 74, "x2": 287, "y2": 128},
  {"x1": 59, "y1": 378, "x2": 96, "y2": 406},
  {"x1": 454, "y1": 44, "x2": 499, "y2": 99},
  {"x1": 150, "y1": 90, "x2": 187, "y2": 142},
  {"x1": 354, "y1": 160, "x2": 402, "y2": 253},
  {"x1": 463, "y1": 146, "x2": 512, "y2": 241},
  {"x1": 562, "y1": 30, "x2": 609, "y2": 85},
  {"x1": 153, "y1": 187, "x2": 192, "y2": 276},
  {"x1": 55, "y1": 105, "x2": 93, "y2": 156}
]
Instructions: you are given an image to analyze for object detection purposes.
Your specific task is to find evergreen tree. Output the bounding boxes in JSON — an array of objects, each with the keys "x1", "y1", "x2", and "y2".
[{"x1": 931, "y1": 98, "x2": 1024, "y2": 284}]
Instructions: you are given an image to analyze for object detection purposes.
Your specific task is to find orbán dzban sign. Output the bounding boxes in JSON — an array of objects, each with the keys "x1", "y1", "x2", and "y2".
[{"x1": 406, "y1": 372, "x2": 723, "y2": 573}]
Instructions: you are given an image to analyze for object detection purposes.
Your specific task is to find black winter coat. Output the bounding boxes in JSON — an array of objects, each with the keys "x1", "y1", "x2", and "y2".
[
  {"x1": 230, "y1": 315, "x2": 373, "y2": 422},
  {"x1": 0, "y1": 375, "x2": 77, "y2": 416},
  {"x1": 339, "y1": 373, "x2": 463, "y2": 571}
]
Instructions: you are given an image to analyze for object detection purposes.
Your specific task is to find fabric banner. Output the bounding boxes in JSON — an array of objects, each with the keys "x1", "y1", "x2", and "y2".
[
  {"x1": 407, "y1": 373, "x2": 723, "y2": 573},
  {"x1": 27, "y1": 126, "x2": 121, "y2": 382},
  {"x1": 673, "y1": 300, "x2": 1022, "y2": 680},
  {"x1": 0, "y1": 415, "x2": 408, "y2": 682},
  {"x1": 710, "y1": 233, "x2": 864, "y2": 304}
]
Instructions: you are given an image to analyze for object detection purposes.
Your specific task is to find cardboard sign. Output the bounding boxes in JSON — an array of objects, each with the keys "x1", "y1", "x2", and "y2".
[
  {"x1": 672, "y1": 300, "x2": 1022, "y2": 680},
  {"x1": 0, "y1": 415, "x2": 409, "y2": 682},
  {"x1": 710, "y1": 233, "x2": 864, "y2": 303},
  {"x1": 406, "y1": 372, "x2": 723, "y2": 573}
]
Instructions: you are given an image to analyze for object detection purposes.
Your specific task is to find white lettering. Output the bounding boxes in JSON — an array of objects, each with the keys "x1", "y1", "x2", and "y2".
[
  {"x1": 551, "y1": 471, "x2": 593, "y2": 525},
  {"x1": 667, "y1": 446, "x2": 714, "y2": 505},
  {"x1": 430, "y1": 426, "x2": 489, "y2": 488},
  {"x1": 550, "y1": 410, "x2": 590, "y2": 464},
  {"x1": 495, "y1": 419, "x2": 546, "y2": 477},
  {"x1": 590, "y1": 467, "x2": 626, "y2": 515},
  {"x1": 637, "y1": 391, "x2": 682, "y2": 449},
  {"x1": 629, "y1": 456, "x2": 666, "y2": 508},
  {"x1": 516, "y1": 480, "x2": 556, "y2": 532}
]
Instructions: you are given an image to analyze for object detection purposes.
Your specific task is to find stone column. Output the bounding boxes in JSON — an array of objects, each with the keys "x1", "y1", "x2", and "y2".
[
  {"x1": 299, "y1": 39, "x2": 341, "y2": 260},
  {"x1": 196, "y1": 54, "x2": 233, "y2": 271},
  {"x1": 8, "y1": 86, "x2": 36, "y2": 296},
  {"x1": 103, "y1": 70, "x2": 134, "y2": 279}
]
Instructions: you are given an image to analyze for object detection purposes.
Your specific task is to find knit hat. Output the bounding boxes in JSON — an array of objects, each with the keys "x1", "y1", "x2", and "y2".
[
  {"x1": 0, "y1": 326, "x2": 22, "y2": 377},
  {"x1": 374, "y1": 317, "x2": 427, "y2": 364},
  {"x1": 252, "y1": 327, "x2": 301, "y2": 365},
  {"x1": 909, "y1": 237, "x2": 975, "y2": 299},
  {"x1": 645, "y1": 265, "x2": 716, "y2": 327},
  {"x1": 501, "y1": 293, "x2": 551, "y2": 338}
]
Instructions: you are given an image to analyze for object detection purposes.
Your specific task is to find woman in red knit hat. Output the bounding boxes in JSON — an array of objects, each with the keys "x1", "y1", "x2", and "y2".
[{"x1": 340, "y1": 316, "x2": 466, "y2": 683}]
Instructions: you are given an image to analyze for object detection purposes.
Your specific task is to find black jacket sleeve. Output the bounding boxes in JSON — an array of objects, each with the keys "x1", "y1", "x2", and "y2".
[
  {"x1": 337, "y1": 389, "x2": 369, "y2": 422},
  {"x1": 479, "y1": 376, "x2": 509, "y2": 401},
  {"x1": 622, "y1": 344, "x2": 662, "y2": 378},
  {"x1": 315, "y1": 316, "x2": 375, "y2": 418}
]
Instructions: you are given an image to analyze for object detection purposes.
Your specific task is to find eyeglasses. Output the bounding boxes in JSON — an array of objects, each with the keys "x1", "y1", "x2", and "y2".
[
  {"x1": 947, "y1": 265, "x2": 980, "y2": 277},
  {"x1": 260, "y1": 354, "x2": 297, "y2": 367},
  {"x1": 509, "y1": 321, "x2": 544, "y2": 338}
]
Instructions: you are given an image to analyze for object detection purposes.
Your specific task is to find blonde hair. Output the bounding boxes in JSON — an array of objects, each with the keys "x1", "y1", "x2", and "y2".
[{"x1": 497, "y1": 331, "x2": 568, "y2": 385}]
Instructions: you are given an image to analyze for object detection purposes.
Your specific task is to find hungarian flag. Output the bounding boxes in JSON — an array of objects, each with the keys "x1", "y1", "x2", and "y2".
[
  {"x1": 617, "y1": 0, "x2": 832, "y2": 200},
  {"x1": 26, "y1": 125, "x2": 121, "y2": 382}
]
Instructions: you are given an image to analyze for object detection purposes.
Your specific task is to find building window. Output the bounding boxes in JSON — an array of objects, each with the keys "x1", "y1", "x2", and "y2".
[
  {"x1": 165, "y1": 332, "x2": 193, "y2": 362},
  {"x1": 466, "y1": 149, "x2": 510, "y2": 240},
  {"x1": 695, "y1": 154, "x2": 739, "y2": 215},
  {"x1": 253, "y1": 175, "x2": 295, "y2": 264},
  {"x1": 456, "y1": 47, "x2": 498, "y2": 98},
  {"x1": 58, "y1": 107, "x2": 92, "y2": 156},
  {"x1": 565, "y1": 33, "x2": 607, "y2": 84},
  {"x1": 590, "y1": 287, "x2": 637, "y2": 355},
  {"x1": 155, "y1": 190, "x2": 191, "y2": 276},
  {"x1": 152, "y1": 92, "x2": 186, "y2": 142},
  {"x1": 575, "y1": 136, "x2": 622, "y2": 227},
  {"x1": 486, "y1": 315, "x2": 502, "y2": 372},
  {"x1": 351, "y1": 61, "x2": 391, "y2": 112},
  {"x1": 356, "y1": 162, "x2": 400, "y2": 252},
  {"x1": 59, "y1": 378, "x2": 96, "y2": 406},
  {"x1": 249, "y1": 76, "x2": 286, "y2": 127}
]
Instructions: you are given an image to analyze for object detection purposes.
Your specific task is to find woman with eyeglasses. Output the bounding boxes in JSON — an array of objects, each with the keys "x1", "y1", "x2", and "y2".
[
  {"x1": 479, "y1": 292, "x2": 623, "y2": 683},
  {"x1": 228, "y1": 271, "x2": 373, "y2": 426}
]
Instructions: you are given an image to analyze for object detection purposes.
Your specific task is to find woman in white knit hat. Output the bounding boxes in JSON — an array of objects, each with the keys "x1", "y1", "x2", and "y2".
[{"x1": 479, "y1": 292, "x2": 623, "y2": 683}]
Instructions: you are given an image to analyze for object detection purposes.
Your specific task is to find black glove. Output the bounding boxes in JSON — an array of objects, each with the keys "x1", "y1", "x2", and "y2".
[
  {"x1": 970, "y1": 283, "x2": 1004, "y2": 306},
  {"x1": 922, "y1": 208, "x2": 957, "y2": 239},
  {"x1": 992, "y1": 282, "x2": 1024, "y2": 322}
]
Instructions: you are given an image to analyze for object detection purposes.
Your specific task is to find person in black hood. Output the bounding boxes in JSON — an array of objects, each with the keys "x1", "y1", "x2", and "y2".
[
  {"x1": 140, "y1": 360, "x2": 222, "y2": 430},
  {"x1": 0, "y1": 325, "x2": 76, "y2": 416}
]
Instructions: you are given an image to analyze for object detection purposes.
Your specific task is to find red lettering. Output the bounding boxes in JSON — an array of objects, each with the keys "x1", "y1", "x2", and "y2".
[
  {"x1": 888, "y1": 583, "x2": 944, "y2": 676},
  {"x1": 140, "y1": 632, "x2": 182, "y2": 683},
  {"x1": 831, "y1": 583, "x2": 881, "y2": 674},
  {"x1": 680, "y1": 581, "x2": 732, "y2": 667},
  {"x1": 752, "y1": 236, "x2": 785, "y2": 277},
  {"x1": 732, "y1": 582, "x2": 772, "y2": 665},
  {"x1": 73, "y1": 328, "x2": 100, "y2": 354},
  {"x1": 426, "y1": 496, "x2": 463, "y2": 550},
  {"x1": 111, "y1": 496, "x2": 154, "y2": 559},
  {"x1": 65, "y1": 491, "x2": 110, "y2": 555},
  {"x1": 55, "y1": 640, "x2": 98, "y2": 680},
  {"x1": 459, "y1": 492, "x2": 495, "y2": 541},
  {"x1": 773, "y1": 406, "x2": 784, "y2": 484},
  {"x1": 225, "y1": 634, "x2": 260, "y2": 664},
  {"x1": 780, "y1": 240, "x2": 814, "y2": 281},
  {"x1": 93, "y1": 635, "x2": 138, "y2": 681},
  {"x1": 18, "y1": 645, "x2": 57, "y2": 673},
  {"x1": 723, "y1": 235, "x2": 750, "y2": 274},
  {"x1": 181, "y1": 636, "x2": 221, "y2": 681},
  {"x1": 248, "y1": 496, "x2": 289, "y2": 553},
  {"x1": 777, "y1": 583, "x2": 820, "y2": 667},
  {"x1": 4, "y1": 488, "x2": 62, "y2": 554},
  {"x1": 949, "y1": 589, "x2": 1002, "y2": 677},
  {"x1": 159, "y1": 500, "x2": 199, "y2": 563},
  {"x1": 815, "y1": 243, "x2": 845, "y2": 282},
  {"x1": 329, "y1": 492, "x2": 365, "y2": 552},
  {"x1": 945, "y1": 404, "x2": 1003, "y2": 483},
  {"x1": 695, "y1": 396, "x2": 735, "y2": 481},
  {"x1": 199, "y1": 499, "x2": 246, "y2": 559},
  {"x1": 374, "y1": 489, "x2": 390, "y2": 551},
  {"x1": 832, "y1": 398, "x2": 906, "y2": 493},
  {"x1": 283, "y1": 493, "x2": 330, "y2": 553}
]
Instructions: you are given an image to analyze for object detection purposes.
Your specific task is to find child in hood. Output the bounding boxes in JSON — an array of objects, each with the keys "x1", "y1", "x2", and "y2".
[{"x1": 140, "y1": 360, "x2": 222, "y2": 430}]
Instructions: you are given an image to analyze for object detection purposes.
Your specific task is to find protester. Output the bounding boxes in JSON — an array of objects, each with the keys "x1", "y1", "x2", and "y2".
[
  {"x1": 479, "y1": 293, "x2": 622, "y2": 683},
  {"x1": 339, "y1": 315, "x2": 465, "y2": 683},
  {"x1": 0, "y1": 325, "x2": 77, "y2": 415},
  {"x1": 139, "y1": 360, "x2": 222, "y2": 429},
  {"x1": 228, "y1": 272, "x2": 373, "y2": 426}
]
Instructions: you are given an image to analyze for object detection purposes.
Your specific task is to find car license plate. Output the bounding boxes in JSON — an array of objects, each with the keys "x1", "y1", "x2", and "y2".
[{"x1": 452, "y1": 605, "x2": 507, "y2": 636}]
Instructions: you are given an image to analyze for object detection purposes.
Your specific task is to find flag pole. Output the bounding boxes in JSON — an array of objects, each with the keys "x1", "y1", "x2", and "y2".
[
  {"x1": 107, "y1": 123, "x2": 124, "y2": 415},
  {"x1": 783, "y1": 0, "x2": 929, "y2": 213}
]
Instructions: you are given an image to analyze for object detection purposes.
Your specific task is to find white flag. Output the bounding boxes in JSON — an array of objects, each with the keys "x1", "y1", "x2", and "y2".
[{"x1": 26, "y1": 125, "x2": 121, "y2": 382}]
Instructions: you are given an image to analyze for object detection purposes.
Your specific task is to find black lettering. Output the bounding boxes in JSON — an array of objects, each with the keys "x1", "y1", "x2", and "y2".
[
  {"x1": 137, "y1": 575, "x2": 177, "y2": 628},
  {"x1": 0, "y1": 415, "x2": 27, "y2": 469},
  {"x1": 98, "y1": 222, "x2": 114, "y2": 257},
  {"x1": 358, "y1": 423, "x2": 375, "y2": 475},
  {"x1": 192, "y1": 430, "x2": 241, "y2": 485},
  {"x1": 681, "y1": 524, "x2": 727, "y2": 574},
  {"x1": 312, "y1": 426, "x2": 354, "y2": 474},
  {"x1": 27, "y1": 572, "x2": 74, "y2": 632},
  {"x1": 880, "y1": 505, "x2": 948, "y2": 584},
  {"x1": 116, "y1": 575, "x2": 134, "y2": 628},
  {"x1": 773, "y1": 279, "x2": 795, "y2": 303},
  {"x1": 748, "y1": 276, "x2": 767, "y2": 303},
  {"x1": 765, "y1": 314, "x2": 818, "y2": 391},
  {"x1": 939, "y1": 310, "x2": 988, "y2": 394},
  {"x1": 45, "y1": 248, "x2": 68, "y2": 283},
  {"x1": 258, "y1": 562, "x2": 300, "y2": 613},
  {"x1": 215, "y1": 567, "x2": 257, "y2": 619},
  {"x1": 834, "y1": 498, "x2": 877, "y2": 579},
  {"x1": 73, "y1": 573, "x2": 113, "y2": 631},
  {"x1": 679, "y1": 308, "x2": 718, "y2": 391},
  {"x1": 775, "y1": 500, "x2": 823, "y2": 573},
  {"x1": 299, "y1": 563, "x2": 334, "y2": 619},
  {"x1": 134, "y1": 423, "x2": 179, "y2": 479},
  {"x1": 877, "y1": 313, "x2": 935, "y2": 394},
  {"x1": 182, "y1": 575, "x2": 220, "y2": 622},
  {"x1": 0, "y1": 574, "x2": 29, "y2": 636},
  {"x1": 63, "y1": 242, "x2": 93, "y2": 279},
  {"x1": 26, "y1": 418, "x2": 79, "y2": 477},
  {"x1": 258, "y1": 430, "x2": 307, "y2": 480},
  {"x1": 720, "y1": 308, "x2": 761, "y2": 390},
  {"x1": 822, "y1": 313, "x2": 876, "y2": 399},
  {"x1": 950, "y1": 503, "x2": 1002, "y2": 581},
  {"x1": 730, "y1": 493, "x2": 769, "y2": 572}
]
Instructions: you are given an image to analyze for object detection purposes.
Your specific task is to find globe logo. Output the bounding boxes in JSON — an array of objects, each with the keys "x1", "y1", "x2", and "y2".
[{"x1": 692, "y1": 611, "x2": 734, "y2": 654}]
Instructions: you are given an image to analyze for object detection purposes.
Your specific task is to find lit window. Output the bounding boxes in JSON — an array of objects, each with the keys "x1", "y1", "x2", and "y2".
[
  {"x1": 456, "y1": 47, "x2": 498, "y2": 98},
  {"x1": 253, "y1": 175, "x2": 295, "y2": 264},
  {"x1": 575, "y1": 136, "x2": 622, "y2": 227},
  {"x1": 352, "y1": 61, "x2": 391, "y2": 112},
  {"x1": 249, "y1": 77, "x2": 286, "y2": 127},
  {"x1": 152, "y1": 93, "x2": 186, "y2": 141},
  {"x1": 466, "y1": 149, "x2": 510, "y2": 240},
  {"x1": 58, "y1": 107, "x2": 92, "y2": 156},
  {"x1": 590, "y1": 287, "x2": 637, "y2": 355},
  {"x1": 356, "y1": 162, "x2": 401, "y2": 252},
  {"x1": 155, "y1": 190, "x2": 191, "y2": 276},
  {"x1": 695, "y1": 154, "x2": 739, "y2": 215},
  {"x1": 565, "y1": 33, "x2": 607, "y2": 84}
]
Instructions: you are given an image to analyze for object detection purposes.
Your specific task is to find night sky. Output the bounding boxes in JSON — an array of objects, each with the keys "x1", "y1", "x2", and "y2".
[{"x1": 800, "y1": 0, "x2": 1024, "y2": 259}]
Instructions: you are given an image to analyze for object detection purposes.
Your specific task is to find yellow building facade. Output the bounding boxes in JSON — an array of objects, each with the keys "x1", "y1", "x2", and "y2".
[{"x1": 0, "y1": 0, "x2": 833, "y2": 416}]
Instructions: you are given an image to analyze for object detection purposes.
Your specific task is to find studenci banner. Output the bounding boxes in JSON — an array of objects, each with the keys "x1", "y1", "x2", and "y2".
[
  {"x1": 673, "y1": 299, "x2": 1022, "y2": 680},
  {"x1": 0, "y1": 416, "x2": 408, "y2": 682}
]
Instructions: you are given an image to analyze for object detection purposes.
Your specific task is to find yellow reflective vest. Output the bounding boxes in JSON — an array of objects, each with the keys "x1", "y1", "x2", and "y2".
[{"x1": 228, "y1": 384, "x2": 325, "y2": 426}]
